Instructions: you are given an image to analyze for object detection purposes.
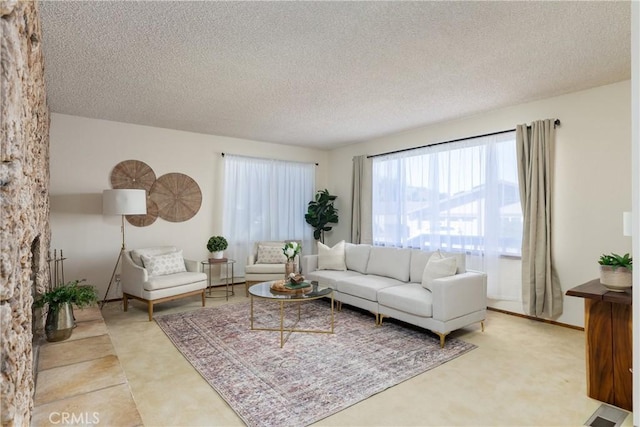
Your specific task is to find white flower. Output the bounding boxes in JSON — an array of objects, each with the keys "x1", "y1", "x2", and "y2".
[{"x1": 282, "y1": 241, "x2": 302, "y2": 261}]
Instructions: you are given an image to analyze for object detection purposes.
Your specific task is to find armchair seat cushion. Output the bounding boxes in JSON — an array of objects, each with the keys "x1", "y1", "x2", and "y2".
[
  {"x1": 144, "y1": 271, "x2": 207, "y2": 291},
  {"x1": 245, "y1": 263, "x2": 285, "y2": 274},
  {"x1": 378, "y1": 283, "x2": 433, "y2": 317}
]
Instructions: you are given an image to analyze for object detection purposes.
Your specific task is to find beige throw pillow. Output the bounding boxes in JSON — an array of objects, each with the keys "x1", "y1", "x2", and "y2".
[
  {"x1": 141, "y1": 250, "x2": 187, "y2": 277},
  {"x1": 421, "y1": 250, "x2": 457, "y2": 291},
  {"x1": 256, "y1": 245, "x2": 287, "y2": 264},
  {"x1": 318, "y1": 240, "x2": 346, "y2": 271}
]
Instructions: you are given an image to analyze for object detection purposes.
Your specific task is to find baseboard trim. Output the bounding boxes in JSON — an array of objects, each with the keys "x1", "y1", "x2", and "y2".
[{"x1": 487, "y1": 306, "x2": 584, "y2": 331}]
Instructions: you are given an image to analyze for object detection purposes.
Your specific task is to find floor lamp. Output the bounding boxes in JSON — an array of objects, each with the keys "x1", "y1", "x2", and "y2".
[{"x1": 101, "y1": 189, "x2": 147, "y2": 309}]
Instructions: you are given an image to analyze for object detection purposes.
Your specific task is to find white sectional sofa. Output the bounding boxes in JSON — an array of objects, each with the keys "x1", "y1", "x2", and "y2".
[{"x1": 302, "y1": 243, "x2": 487, "y2": 347}]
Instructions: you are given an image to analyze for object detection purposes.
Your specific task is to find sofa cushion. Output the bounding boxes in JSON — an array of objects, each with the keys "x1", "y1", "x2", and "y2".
[
  {"x1": 141, "y1": 251, "x2": 187, "y2": 277},
  {"x1": 131, "y1": 246, "x2": 177, "y2": 268},
  {"x1": 421, "y1": 251, "x2": 457, "y2": 291},
  {"x1": 337, "y1": 275, "x2": 403, "y2": 301},
  {"x1": 365, "y1": 247, "x2": 411, "y2": 282},
  {"x1": 378, "y1": 283, "x2": 433, "y2": 317},
  {"x1": 409, "y1": 250, "x2": 434, "y2": 283},
  {"x1": 144, "y1": 271, "x2": 207, "y2": 291},
  {"x1": 305, "y1": 269, "x2": 361, "y2": 289},
  {"x1": 345, "y1": 243, "x2": 371, "y2": 273},
  {"x1": 256, "y1": 244, "x2": 287, "y2": 264},
  {"x1": 318, "y1": 241, "x2": 346, "y2": 271}
]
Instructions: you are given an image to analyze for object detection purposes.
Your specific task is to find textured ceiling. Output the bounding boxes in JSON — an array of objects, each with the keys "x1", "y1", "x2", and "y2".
[{"x1": 39, "y1": 1, "x2": 631, "y2": 149}]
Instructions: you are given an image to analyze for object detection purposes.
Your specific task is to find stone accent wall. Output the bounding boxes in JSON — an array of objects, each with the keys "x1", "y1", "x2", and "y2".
[{"x1": 1, "y1": 1, "x2": 51, "y2": 425}]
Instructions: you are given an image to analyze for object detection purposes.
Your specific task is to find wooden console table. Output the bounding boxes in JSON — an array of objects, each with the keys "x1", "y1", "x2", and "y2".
[{"x1": 566, "y1": 279, "x2": 632, "y2": 411}]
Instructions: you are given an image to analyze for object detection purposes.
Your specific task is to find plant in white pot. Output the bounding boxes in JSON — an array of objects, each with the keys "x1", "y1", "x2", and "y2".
[
  {"x1": 207, "y1": 235, "x2": 228, "y2": 260},
  {"x1": 598, "y1": 252, "x2": 633, "y2": 292}
]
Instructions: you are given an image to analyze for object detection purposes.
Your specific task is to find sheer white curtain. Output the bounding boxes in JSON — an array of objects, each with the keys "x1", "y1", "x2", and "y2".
[
  {"x1": 223, "y1": 155, "x2": 315, "y2": 277},
  {"x1": 372, "y1": 131, "x2": 522, "y2": 300}
]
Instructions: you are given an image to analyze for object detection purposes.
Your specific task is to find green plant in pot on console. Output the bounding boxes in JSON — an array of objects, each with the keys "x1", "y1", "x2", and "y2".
[
  {"x1": 207, "y1": 235, "x2": 228, "y2": 259},
  {"x1": 34, "y1": 279, "x2": 99, "y2": 342},
  {"x1": 598, "y1": 252, "x2": 632, "y2": 292}
]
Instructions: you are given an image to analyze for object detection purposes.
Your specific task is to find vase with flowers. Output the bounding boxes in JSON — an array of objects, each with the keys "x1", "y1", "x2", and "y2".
[{"x1": 282, "y1": 241, "x2": 301, "y2": 278}]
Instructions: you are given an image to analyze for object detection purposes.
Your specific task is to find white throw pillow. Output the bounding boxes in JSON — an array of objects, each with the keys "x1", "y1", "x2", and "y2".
[
  {"x1": 141, "y1": 250, "x2": 187, "y2": 277},
  {"x1": 256, "y1": 245, "x2": 287, "y2": 264},
  {"x1": 421, "y1": 250, "x2": 457, "y2": 291},
  {"x1": 318, "y1": 240, "x2": 346, "y2": 271}
]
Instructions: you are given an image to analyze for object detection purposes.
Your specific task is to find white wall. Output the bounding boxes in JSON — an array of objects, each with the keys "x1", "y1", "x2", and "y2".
[
  {"x1": 49, "y1": 114, "x2": 329, "y2": 300},
  {"x1": 327, "y1": 80, "x2": 632, "y2": 327}
]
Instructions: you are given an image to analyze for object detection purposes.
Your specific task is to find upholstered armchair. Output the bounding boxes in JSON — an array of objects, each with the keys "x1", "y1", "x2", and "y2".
[
  {"x1": 121, "y1": 246, "x2": 207, "y2": 320},
  {"x1": 243, "y1": 240, "x2": 300, "y2": 296}
]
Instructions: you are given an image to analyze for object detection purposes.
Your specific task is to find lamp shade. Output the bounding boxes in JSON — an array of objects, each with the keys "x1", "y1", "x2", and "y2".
[{"x1": 103, "y1": 189, "x2": 147, "y2": 215}]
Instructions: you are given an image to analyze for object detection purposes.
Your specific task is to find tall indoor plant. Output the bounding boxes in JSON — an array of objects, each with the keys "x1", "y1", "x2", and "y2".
[
  {"x1": 34, "y1": 279, "x2": 98, "y2": 342},
  {"x1": 305, "y1": 189, "x2": 339, "y2": 243}
]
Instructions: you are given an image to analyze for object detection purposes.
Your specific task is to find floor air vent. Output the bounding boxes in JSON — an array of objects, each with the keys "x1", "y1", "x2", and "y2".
[{"x1": 585, "y1": 404, "x2": 629, "y2": 427}]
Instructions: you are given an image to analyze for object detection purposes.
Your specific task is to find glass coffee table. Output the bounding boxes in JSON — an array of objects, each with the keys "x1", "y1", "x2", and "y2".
[{"x1": 248, "y1": 281, "x2": 334, "y2": 347}]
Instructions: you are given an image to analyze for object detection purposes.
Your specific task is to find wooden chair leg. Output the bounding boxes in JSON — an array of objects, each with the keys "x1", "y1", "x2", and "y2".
[
  {"x1": 148, "y1": 302, "x2": 153, "y2": 321},
  {"x1": 123, "y1": 294, "x2": 128, "y2": 312},
  {"x1": 201, "y1": 290, "x2": 206, "y2": 307}
]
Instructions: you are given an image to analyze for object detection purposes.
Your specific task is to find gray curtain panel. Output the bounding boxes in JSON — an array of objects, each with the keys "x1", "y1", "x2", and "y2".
[
  {"x1": 351, "y1": 155, "x2": 373, "y2": 244},
  {"x1": 516, "y1": 119, "x2": 563, "y2": 317}
]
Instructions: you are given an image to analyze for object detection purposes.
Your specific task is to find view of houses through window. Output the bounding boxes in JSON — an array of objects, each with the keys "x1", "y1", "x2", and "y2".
[{"x1": 372, "y1": 131, "x2": 522, "y2": 300}]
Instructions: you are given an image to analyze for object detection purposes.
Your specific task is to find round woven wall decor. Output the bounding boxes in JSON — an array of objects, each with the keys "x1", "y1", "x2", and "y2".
[
  {"x1": 126, "y1": 198, "x2": 159, "y2": 227},
  {"x1": 110, "y1": 160, "x2": 156, "y2": 191},
  {"x1": 150, "y1": 173, "x2": 202, "y2": 222}
]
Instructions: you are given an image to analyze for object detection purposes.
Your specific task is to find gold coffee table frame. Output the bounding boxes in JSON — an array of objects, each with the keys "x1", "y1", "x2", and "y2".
[{"x1": 249, "y1": 281, "x2": 334, "y2": 348}]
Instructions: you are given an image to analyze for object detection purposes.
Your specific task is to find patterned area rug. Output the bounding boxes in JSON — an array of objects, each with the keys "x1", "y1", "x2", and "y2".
[{"x1": 156, "y1": 299, "x2": 475, "y2": 427}]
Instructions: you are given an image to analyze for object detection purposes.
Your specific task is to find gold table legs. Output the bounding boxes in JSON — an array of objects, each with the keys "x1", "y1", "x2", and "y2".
[{"x1": 250, "y1": 294, "x2": 335, "y2": 348}]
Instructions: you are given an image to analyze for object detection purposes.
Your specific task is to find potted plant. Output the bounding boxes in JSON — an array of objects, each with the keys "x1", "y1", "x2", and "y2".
[
  {"x1": 207, "y1": 235, "x2": 228, "y2": 260},
  {"x1": 34, "y1": 279, "x2": 98, "y2": 342},
  {"x1": 282, "y1": 241, "x2": 302, "y2": 278},
  {"x1": 598, "y1": 252, "x2": 633, "y2": 292},
  {"x1": 305, "y1": 189, "x2": 339, "y2": 243}
]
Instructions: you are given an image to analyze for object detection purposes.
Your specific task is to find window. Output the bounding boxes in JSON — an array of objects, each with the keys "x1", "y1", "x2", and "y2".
[
  {"x1": 223, "y1": 155, "x2": 315, "y2": 276},
  {"x1": 372, "y1": 131, "x2": 521, "y2": 256}
]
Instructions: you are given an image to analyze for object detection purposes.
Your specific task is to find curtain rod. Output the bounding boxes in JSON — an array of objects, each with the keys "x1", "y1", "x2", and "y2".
[
  {"x1": 220, "y1": 153, "x2": 318, "y2": 166},
  {"x1": 367, "y1": 119, "x2": 560, "y2": 159}
]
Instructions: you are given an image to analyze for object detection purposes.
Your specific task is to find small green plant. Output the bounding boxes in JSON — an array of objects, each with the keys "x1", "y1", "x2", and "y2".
[
  {"x1": 34, "y1": 279, "x2": 99, "y2": 308},
  {"x1": 598, "y1": 252, "x2": 632, "y2": 271},
  {"x1": 206, "y1": 235, "x2": 228, "y2": 252}
]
